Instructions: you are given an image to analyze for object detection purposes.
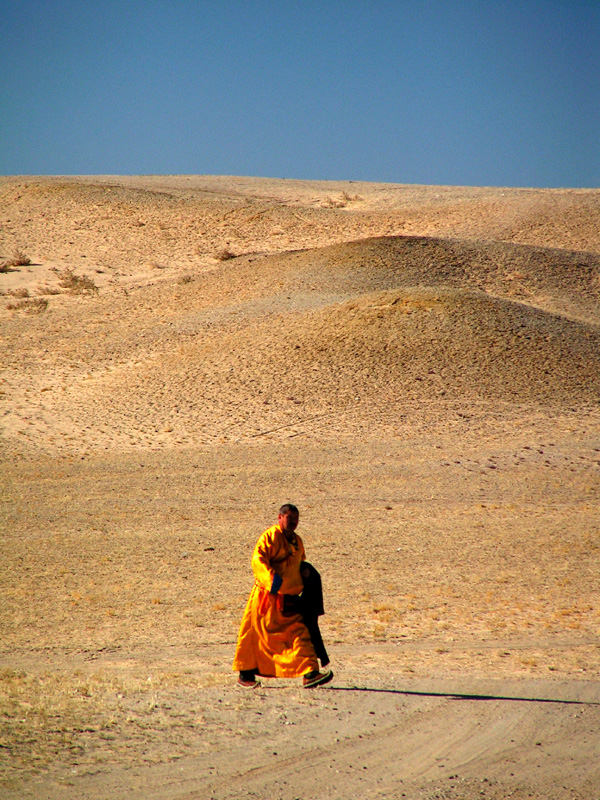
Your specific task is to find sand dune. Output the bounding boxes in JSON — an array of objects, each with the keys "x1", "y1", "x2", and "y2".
[
  {"x1": 2, "y1": 222, "x2": 599, "y2": 452},
  {"x1": 31, "y1": 285, "x2": 599, "y2": 451},
  {"x1": 1, "y1": 176, "x2": 600, "y2": 800}
]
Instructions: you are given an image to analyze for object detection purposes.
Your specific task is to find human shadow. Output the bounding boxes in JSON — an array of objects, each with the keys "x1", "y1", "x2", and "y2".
[{"x1": 329, "y1": 686, "x2": 600, "y2": 706}]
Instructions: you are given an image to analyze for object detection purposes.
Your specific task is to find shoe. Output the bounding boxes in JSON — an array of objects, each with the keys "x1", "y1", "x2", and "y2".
[
  {"x1": 237, "y1": 676, "x2": 261, "y2": 689},
  {"x1": 303, "y1": 669, "x2": 333, "y2": 688}
]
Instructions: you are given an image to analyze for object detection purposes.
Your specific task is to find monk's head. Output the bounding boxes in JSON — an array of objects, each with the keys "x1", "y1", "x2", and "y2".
[{"x1": 278, "y1": 503, "x2": 299, "y2": 534}]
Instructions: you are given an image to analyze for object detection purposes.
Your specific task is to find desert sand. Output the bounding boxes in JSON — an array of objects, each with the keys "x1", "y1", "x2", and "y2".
[{"x1": 1, "y1": 175, "x2": 599, "y2": 799}]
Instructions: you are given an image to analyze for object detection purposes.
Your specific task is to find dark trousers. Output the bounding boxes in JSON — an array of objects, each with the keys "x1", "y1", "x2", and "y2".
[{"x1": 301, "y1": 562, "x2": 330, "y2": 667}]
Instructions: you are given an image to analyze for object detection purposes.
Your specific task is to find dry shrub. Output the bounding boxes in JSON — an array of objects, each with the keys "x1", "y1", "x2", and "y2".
[
  {"x1": 0, "y1": 250, "x2": 32, "y2": 270},
  {"x1": 51, "y1": 267, "x2": 98, "y2": 295},
  {"x1": 7, "y1": 287, "x2": 30, "y2": 298},
  {"x1": 322, "y1": 192, "x2": 363, "y2": 209},
  {"x1": 323, "y1": 197, "x2": 346, "y2": 209},
  {"x1": 178, "y1": 274, "x2": 193, "y2": 285},
  {"x1": 37, "y1": 285, "x2": 61, "y2": 296},
  {"x1": 6, "y1": 297, "x2": 48, "y2": 314},
  {"x1": 1, "y1": 251, "x2": 33, "y2": 271},
  {"x1": 13, "y1": 250, "x2": 32, "y2": 266},
  {"x1": 215, "y1": 247, "x2": 237, "y2": 261}
]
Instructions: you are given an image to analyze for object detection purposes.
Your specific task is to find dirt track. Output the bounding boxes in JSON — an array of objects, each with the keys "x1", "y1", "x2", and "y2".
[{"x1": 1, "y1": 176, "x2": 599, "y2": 799}]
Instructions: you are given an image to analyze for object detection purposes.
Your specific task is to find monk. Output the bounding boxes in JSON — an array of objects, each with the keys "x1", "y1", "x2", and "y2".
[{"x1": 233, "y1": 504, "x2": 333, "y2": 689}]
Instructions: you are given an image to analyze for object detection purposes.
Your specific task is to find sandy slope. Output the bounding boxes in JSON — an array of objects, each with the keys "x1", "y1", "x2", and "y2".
[{"x1": 1, "y1": 176, "x2": 600, "y2": 800}]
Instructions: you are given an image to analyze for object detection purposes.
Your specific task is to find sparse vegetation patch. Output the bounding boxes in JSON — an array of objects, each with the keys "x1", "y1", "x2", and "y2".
[
  {"x1": 37, "y1": 285, "x2": 61, "y2": 296},
  {"x1": 6, "y1": 297, "x2": 48, "y2": 314},
  {"x1": 342, "y1": 190, "x2": 363, "y2": 202},
  {"x1": 323, "y1": 196, "x2": 347, "y2": 208},
  {"x1": 51, "y1": 267, "x2": 98, "y2": 295},
  {"x1": 8, "y1": 249, "x2": 32, "y2": 267},
  {"x1": 323, "y1": 192, "x2": 363, "y2": 209}
]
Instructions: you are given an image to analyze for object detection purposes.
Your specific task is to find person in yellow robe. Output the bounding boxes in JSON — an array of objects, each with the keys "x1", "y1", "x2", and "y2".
[{"x1": 233, "y1": 504, "x2": 333, "y2": 689}]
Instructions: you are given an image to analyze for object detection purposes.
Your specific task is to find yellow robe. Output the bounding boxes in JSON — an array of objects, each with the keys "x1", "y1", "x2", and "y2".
[{"x1": 232, "y1": 524, "x2": 318, "y2": 678}]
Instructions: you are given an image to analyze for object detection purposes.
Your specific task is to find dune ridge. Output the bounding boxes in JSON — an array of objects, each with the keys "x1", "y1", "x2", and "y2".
[
  {"x1": 1, "y1": 176, "x2": 600, "y2": 800},
  {"x1": 2, "y1": 206, "x2": 599, "y2": 453}
]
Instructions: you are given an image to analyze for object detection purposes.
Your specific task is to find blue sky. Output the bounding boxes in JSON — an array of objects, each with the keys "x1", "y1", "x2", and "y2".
[{"x1": 1, "y1": 0, "x2": 598, "y2": 187}]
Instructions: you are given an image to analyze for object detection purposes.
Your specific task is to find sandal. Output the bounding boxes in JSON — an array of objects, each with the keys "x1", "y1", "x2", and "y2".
[
  {"x1": 303, "y1": 669, "x2": 333, "y2": 688},
  {"x1": 237, "y1": 676, "x2": 261, "y2": 689}
]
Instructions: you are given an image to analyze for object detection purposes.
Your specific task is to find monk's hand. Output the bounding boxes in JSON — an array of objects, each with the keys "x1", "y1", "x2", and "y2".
[{"x1": 270, "y1": 573, "x2": 283, "y2": 594}]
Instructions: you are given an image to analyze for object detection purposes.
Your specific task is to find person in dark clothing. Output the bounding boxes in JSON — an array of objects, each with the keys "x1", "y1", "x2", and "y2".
[{"x1": 300, "y1": 561, "x2": 330, "y2": 669}]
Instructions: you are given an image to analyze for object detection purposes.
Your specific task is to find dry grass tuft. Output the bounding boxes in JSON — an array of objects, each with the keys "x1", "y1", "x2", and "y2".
[
  {"x1": 6, "y1": 297, "x2": 48, "y2": 314},
  {"x1": 12, "y1": 250, "x2": 32, "y2": 266},
  {"x1": 7, "y1": 287, "x2": 30, "y2": 298},
  {"x1": 1, "y1": 250, "x2": 33, "y2": 269},
  {"x1": 323, "y1": 192, "x2": 363, "y2": 209},
  {"x1": 51, "y1": 267, "x2": 98, "y2": 295},
  {"x1": 0, "y1": 668, "x2": 223, "y2": 784},
  {"x1": 321, "y1": 192, "x2": 364, "y2": 209},
  {"x1": 323, "y1": 196, "x2": 347, "y2": 209},
  {"x1": 36, "y1": 285, "x2": 61, "y2": 296},
  {"x1": 342, "y1": 190, "x2": 363, "y2": 202}
]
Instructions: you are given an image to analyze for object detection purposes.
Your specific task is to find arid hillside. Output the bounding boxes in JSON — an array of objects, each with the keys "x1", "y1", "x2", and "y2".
[
  {"x1": 1, "y1": 178, "x2": 599, "y2": 454},
  {"x1": 1, "y1": 176, "x2": 599, "y2": 800}
]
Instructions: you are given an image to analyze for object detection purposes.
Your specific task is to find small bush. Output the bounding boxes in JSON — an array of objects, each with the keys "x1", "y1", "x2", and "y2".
[
  {"x1": 178, "y1": 274, "x2": 193, "y2": 285},
  {"x1": 323, "y1": 197, "x2": 346, "y2": 209},
  {"x1": 7, "y1": 287, "x2": 30, "y2": 298},
  {"x1": 37, "y1": 285, "x2": 61, "y2": 296},
  {"x1": 51, "y1": 267, "x2": 98, "y2": 295},
  {"x1": 6, "y1": 297, "x2": 48, "y2": 314},
  {"x1": 323, "y1": 192, "x2": 363, "y2": 208},
  {"x1": 8, "y1": 250, "x2": 32, "y2": 267}
]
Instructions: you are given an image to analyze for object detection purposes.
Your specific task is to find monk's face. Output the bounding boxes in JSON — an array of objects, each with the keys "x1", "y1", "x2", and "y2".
[{"x1": 278, "y1": 510, "x2": 299, "y2": 535}]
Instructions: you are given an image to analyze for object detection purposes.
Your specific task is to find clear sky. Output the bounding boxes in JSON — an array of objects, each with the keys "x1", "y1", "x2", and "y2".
[{"x1": 1, "y1": 0, "x2": 598, "y2": 187}]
